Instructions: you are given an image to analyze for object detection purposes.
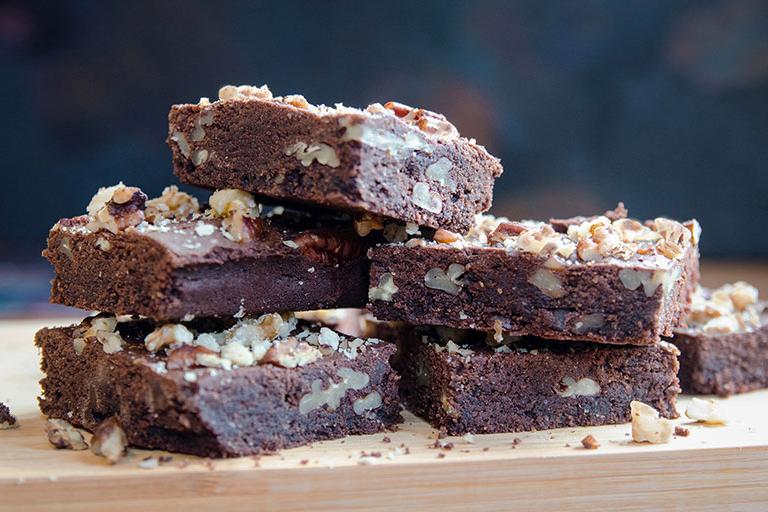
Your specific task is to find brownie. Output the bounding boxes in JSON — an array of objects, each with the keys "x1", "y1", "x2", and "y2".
[
  {"x1": 168, "y1": 85, "x2": 503, "y2": 233},
  {"x1": 368, "y1": 209, "x2": 701, "y2": 345},
  {"x1": 0, "y1": 402, "x2": 17, "y2": 429},
  {"x1": 673, "y1": 282, "x2": 768, "y2": 396},
  {"x1": 36, "y1": 313, "x2": 402, "y2": 457},
  {"x1": 45, "y1": 184, "x2": 372, "y2": 320},
  {"x1": 381, "y1": 323, "x2": 680, "y2": 435}
]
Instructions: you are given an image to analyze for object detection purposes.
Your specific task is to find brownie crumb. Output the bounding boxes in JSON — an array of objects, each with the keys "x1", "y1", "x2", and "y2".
[
  {"x1": 0, "y1": 402, "x2": 17, "y2": 430},
  {"x1": 674, "y1": 426, "x2": 691, "y2": 437},
  {"x1": 482, "y1": 447, "x2": 489, "y2": 452},
  {"x1": 299, "y1": 459, "x2": 309, "y2": 465},
  {"x1": 581, "y1": 435, "x2": 600, "y2": 450},
  {"x1": 382, "y1": 436, "x2": 392, "y2": 443},
  {"x1": 512, "y1": 438, "x2": 522, "y2": 445},
  {"x1": 437, "y1": 452, "x2": 446, "y2": 459}
]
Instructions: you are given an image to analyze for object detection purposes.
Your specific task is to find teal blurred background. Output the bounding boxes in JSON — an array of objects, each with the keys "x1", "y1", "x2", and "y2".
[{"x1": 1, "y1": 0, "x2": 767, "y2": 315}]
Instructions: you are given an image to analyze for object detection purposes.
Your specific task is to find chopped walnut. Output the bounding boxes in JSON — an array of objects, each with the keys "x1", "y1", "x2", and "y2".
[
  {"x1": 90, "y1": 418, "x2": 128, "y2": 464},
  {"x1": 218, "y1": 84, "x2": 273, "y2": 101},
  {"x1": 433, "y1": 228, "x2": 461, "y2": 244},
  {"x1": 78, "y1": 316, "x2": 124, "y2": 354},
  {"x1": 631, "y1": 401, "x2": 672, "y2": 444},
  {"x1": 144, "y1": 324, "x2": 194, "y2": 352},
  {"x1": 369, "y1": 273, "x2": 399, "y2": 301},
  {"x1": 208, "y1": 189, "x2": 262, "y2": 242},
  {"x1": 85, "y1": 183, "x2": 146, "y2": 234},
  {"x1": 581, "y1": 435, "x2": 600, "y2": 449},
  {"x1": 145, "y1": 185, "x2": 200, "y2": 223},
  {"x1": 46, "y1": 419, "x2": 88, "y2": 450},
  {"x1": 424, "y1": 264, "x2": 466, "y2": 295},
  {"x1": 685, "y1": 398, "x2": 727, "y2": 425},
  {"x1": 687, "y1": 282, "x2": 761, "y2": 334},
  {"x1": 261, "y1": 337, "x2": 322, "y2": 368},
  {"x1": 383, "y1": 101, "x2": 460, "y2": 139}
]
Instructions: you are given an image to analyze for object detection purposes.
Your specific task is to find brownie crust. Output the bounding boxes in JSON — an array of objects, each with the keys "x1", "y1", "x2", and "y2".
[
  {"x1": 168, "y1": 93, "x2": 503, "y2": 233},
  {"x1": 389, "y1": 326, "x2": 680, "y2": 435},
  {"x1": 45, "y1": 214, "x2": 370, "y2": 320},
  {"x1": 36, "y1": 322, "x2": 402, "y2": 458},
  {"x1": 674, "y1": 319, "x2": 768, "y2": 396},
  {"x1": 368, "y1": 243, "x2": 699, "y2": 346}
]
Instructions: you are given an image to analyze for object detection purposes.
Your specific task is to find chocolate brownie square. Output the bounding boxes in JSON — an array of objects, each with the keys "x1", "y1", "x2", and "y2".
[
  {"x1": 168, "y1": 85, "x2": 503, "y2": 233},
  {"x1": 368, "y1": 207, "x2": 700, "y2": 345},
  {"x1": 379, "y1": 323, "x2": 680, "y2": 435},
  {"x1": 36, "y1": 313, "x2": 402, "y2": 457},
  {"x1": 674, "y1": 282, "x2": 768, "y2": 396},
  {"x1": 45, "y1": 184, "x2": 372, "y2": 320}
]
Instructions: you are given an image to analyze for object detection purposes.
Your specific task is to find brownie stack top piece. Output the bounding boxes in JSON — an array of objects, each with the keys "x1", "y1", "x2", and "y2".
[
  {"x1": 45, "y1": 184, "x2": 373, "y2": 319},
  {"x1": 673, "y1": 282, "x2": 768, "y2": 396},
  {"x1": 168, "y1": 85, "x2": 503, "y2": 233},
  {"x1": 368, "y1": 205, "x2": 701, "y2": 345}
]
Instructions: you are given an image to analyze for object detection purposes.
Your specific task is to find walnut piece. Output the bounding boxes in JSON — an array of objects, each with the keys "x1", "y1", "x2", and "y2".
[
  {"x1": 383, "y1": 101, "x2": 460, "y2": 140},
  {"x1": 261, "y1": 338, "x2": 322, "y2": 368},
  {"x1": 685, "y1": 398, "x2": 727, "y2": 425},
  {"x1": 145, "y1": 185, "x2": 200, "y2": 223},
  {"x1": 298, "y1": 367, "x2": 370, "y2": 414},
  {"x1": 90, "y1": 417, "x2": 128, "y2": 464},
  {"x1": 528, "y1": 268, "x2": 565, "y2": 298},
  {"x1": 412, "y1": 182, "x2": 443, "y2": 213},
  {"x1": 581, "y1": 435, "x2": 600, "y2": 449},
  {"x1": 208, "y1": 189, "x2": 262, "y2": 242},
  {"x1": 631, "y1": 401, "x2": 672, "y2": 444},
  {"x1": 218, "y1": 84, "x2": 273, "y2": 101},
  {"x1": 369, "y1": 273, "x2": 399, "y2": 301},
  {"x1": 424, "y1": 264, "x2": 466, "y2": 295},
  {"x1": 354, "y1": 214, "x2": 384, "y2": 236},
  {"x1": 45, "y1": 419, "x2": 88, "y2": 450},
  {"x1": 556, "y1": 377, "x2": 601, "y2": 397},
  {"x1": 144, "y1": 324, "x2": 194, "y2": 352},
  {"x1": 284, "y1": 142, "x2": 340, "y2": 168},
  {"x1": 86, "y1": 183, "x2": 146, "y2": 234}
]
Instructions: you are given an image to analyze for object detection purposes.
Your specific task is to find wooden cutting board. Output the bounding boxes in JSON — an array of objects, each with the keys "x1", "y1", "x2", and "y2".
[{"x1": 1, "y1": 318, "x2": 767, "y2": 512}]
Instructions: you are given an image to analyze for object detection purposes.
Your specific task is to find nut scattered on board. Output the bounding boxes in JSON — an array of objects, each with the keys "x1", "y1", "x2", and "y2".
[
  {"x1": 685, "y1": 398, "x2": 727, "y2": 425},
  {"x1": 90, "y1": 417, "x2": 128, "y2": 464},
  {"x1": 45, "y1": 419, "x2": 88, "y2": 450},
  {"x1": 630, "y1": 401, "x2": 673, "y2": 444},
  {"x1": 581, "y1": 435, "x2": 600, "y2": 450}
]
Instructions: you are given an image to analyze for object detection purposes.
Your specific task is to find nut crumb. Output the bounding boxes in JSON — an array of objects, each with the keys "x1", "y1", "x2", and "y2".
[
  {"x1": 581, "y1": 435, "x2": 600, "y2": 449},
  {"x1": 45, "y1": 419, "x2": 88, "y2": 450},
  {"x1": 90, "y1": 417, "x2": 127, "y2": 464}
]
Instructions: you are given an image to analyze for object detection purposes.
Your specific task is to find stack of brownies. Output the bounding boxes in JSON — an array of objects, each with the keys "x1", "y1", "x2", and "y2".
[{"x1": 36, "y1": 83, "x2": 758, "y2": 459}]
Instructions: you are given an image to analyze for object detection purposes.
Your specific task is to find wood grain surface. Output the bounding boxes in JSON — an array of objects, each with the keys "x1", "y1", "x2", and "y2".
[{"x1": 1, "y1": 318, "x2": 767, "y2": 512}]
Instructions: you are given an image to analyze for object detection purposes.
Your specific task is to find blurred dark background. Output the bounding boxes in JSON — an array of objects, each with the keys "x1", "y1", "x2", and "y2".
[{"x1": 1, "y1": 0, "x2": 767, "y2": 315}]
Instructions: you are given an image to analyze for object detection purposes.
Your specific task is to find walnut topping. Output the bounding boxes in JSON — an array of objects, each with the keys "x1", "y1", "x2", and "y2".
[
  {"x1": 261, "y1": 337, "x2": 322, "y2": 368},
  {"x1": 208, "y1": 189, "x2": 262, "y2": 242},
  {"x1": 77, "y1": 316, "x2": 124, "y2": 354},
  {"x1": 685, "y1": 398, "x2": 727, "y2": 425},
  {"x1": 686, "y1": 282, "x2": 761, "y2": 334},
  {"x1": 284, "y1": 142, "x2": 340, "y2": 168},
  {"x1": 555, "y1": 377, "x2": 601, "y2": 397},
  {"x1": 90, "y1": 418, "x2": 127, "y2": 464},
  {"x1": 424, "y1": 263, "x2": 466, "y2": 295},
  {"x1": 383, "y1": 101, "x2": 460, "y2": 139},
  {"x1": 144, "y1": 185, "x2": 200, "y2": 223},
  {"x1": 631, "y1": 401, "x2": 672, "y2": 444},
  {"x1": 369, "y1": 273, "x2": 399, "y2": 301},
  {"x1": 218, "y1": 84, "x2": 273, "y2": 101},
  {"x1": 488, "y1": 221, "x2": 526, "y2": 244},
  {"x1": 156, "y1": 313, "x2": 377, "y2": 372},
  {"x1": 433, "y1": 228, "x2": 460, "y2": 244},
  {"x1": 85, "y1": 183, "x2": 147, "y2": 234},
  {"x1": 45, "y1": 419, "x2": 88, "y2": 450},
  {"x1": 144, "y1": 324, "x2": 194, "y2": 352}
]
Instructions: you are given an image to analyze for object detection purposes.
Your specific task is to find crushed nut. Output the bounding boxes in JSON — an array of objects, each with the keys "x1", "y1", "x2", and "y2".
[
  {"x1": 86, "y1": 183, "x2": 147, "y2": 234},
  {"x1": 90, "y1": 418, "x2": 128, "y2": 464},
  {"x1": 45, "y1": 419, "x2": 88, "y2": 450},
  {"x1": 528, "y1": 268, "x2": 565, "y2": 298},
  {"x1": 433, "y1": 228, "x2": 460, "y2": 244},
  {"x1": 631, "y1": 401, "x2": 672, "y2": 444},
  {"x1": 555, "y1": 377, "x2": 601, "y2": 398},
  {"x1": 581, "y1": 435, "x2": 600, "y2": 449},
  {"x1": 144, "y1": 324, "x2": 194, "y2": 352},
  {"x1": 354, "y1": 214, "x2": 385, "y2": 236},
  {"x1": 412, "y1": 182, "x2": 443, "y2": 213},
  {"x1": 685, "y1": 398, "x2": 727, "y2": 425},
  {"x1": 284, "y1": 142, "x2": 340, "y2": 168},
  {"x1": 145, "y1": 185, "x2": 200, "y2": 222},
  {"x1": 261, "y1": 338, "x2": 322, "y2": 368}
]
